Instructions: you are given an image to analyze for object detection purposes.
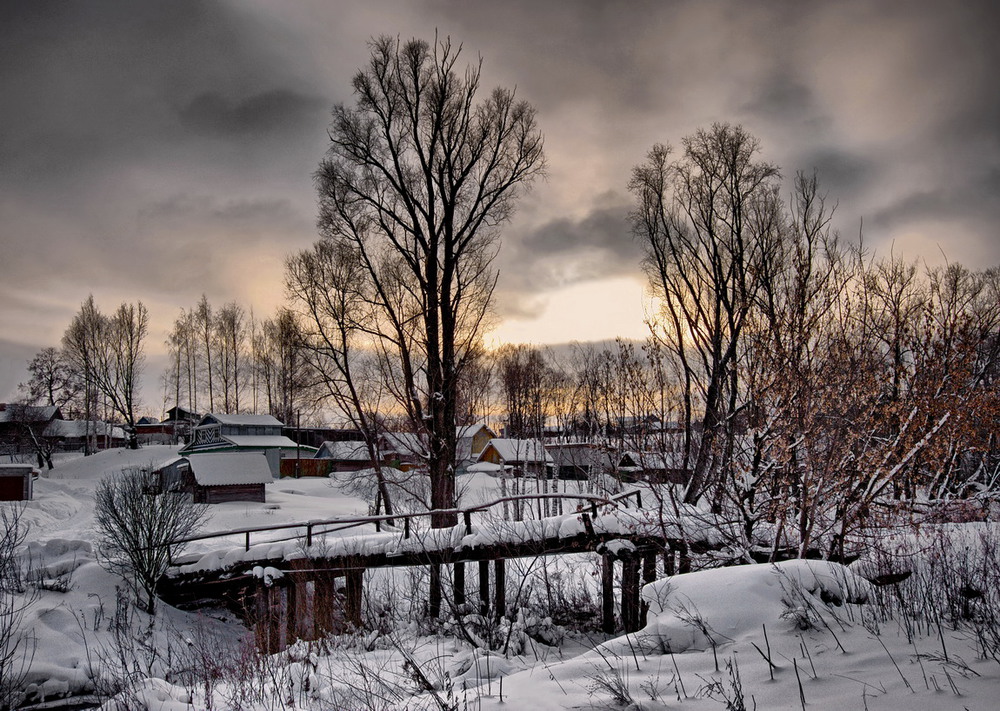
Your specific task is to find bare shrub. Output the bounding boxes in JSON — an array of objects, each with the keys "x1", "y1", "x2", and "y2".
[
  {"x1": 94, "y1": 466, "x2": 207, "y2": 614},
  {"x1": 0, "y1": 505, "x2": 37, "y2": 710}
]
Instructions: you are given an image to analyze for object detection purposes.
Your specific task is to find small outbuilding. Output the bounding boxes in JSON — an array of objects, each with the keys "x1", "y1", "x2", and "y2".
[
  {"x1": 477, "y1": 438, "x2": 554, "y2": 477},
  {"x1": 617, "y1": 450, "x2": 689, "y2": 484},
  {"x1": 163, "y1": 452, "x2": 273, "y2": 504},
  {"x1": 0, "y1": 464, "x2": 35, "y2": 501},
  {"x1": 314, "y1": 440, "x2": 375, "y2": 472}
]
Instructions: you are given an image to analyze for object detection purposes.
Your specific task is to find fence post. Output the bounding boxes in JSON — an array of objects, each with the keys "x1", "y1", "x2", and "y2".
[
  {"x1": 602, "y1": 554, "x2": 615, "y2": 634},
  {"x1": 478, "y1": 560, "x2": 490, "y2": 614},
  {"x1": 245, "y1": 531, "x2": 251, "y2": 551},
  {"x1": 404, "y1": 518, "x2": 411, "y2": 539},
  {"x1": 306, "y1": 524, "x2": 313, "y2": 548},
  {"x1": 454, "y1": 561, "x2": 466, "y2": 609},
  {"x1": 494, "y1": 559, "x2": 506, "y2": 620},
  {"x1": 463, "y1": 511, "x2": 473, "y2": 535}
]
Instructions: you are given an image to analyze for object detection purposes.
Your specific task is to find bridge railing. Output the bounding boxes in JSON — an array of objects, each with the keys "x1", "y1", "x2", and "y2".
[{"x1": 166, "y1": 488, "x2": 646, "y2": 562}]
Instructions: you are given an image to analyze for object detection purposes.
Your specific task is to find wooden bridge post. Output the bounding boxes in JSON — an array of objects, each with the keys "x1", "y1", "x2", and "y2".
[
  {"x1": 621, "y1": 557, "x2": 640, "y2": 633},
  {"x1": 494, "y1": 559, "x2": 506, "y2": 620},
  {"x1": 602, "y1": 554, "x2": 615, "y2": 634},
  {"x1": 277, "y1": 586, "x2": 291, "y2": 651},
  {"x1": 345, "y1": 568, "x2": 363, "y2": 628},
  {"x1": 454, "y1": 562, "x2": 466, "y2": 609},
  {"x1": 478, "y1": 560, "x2": 490, "y2": 614},
  {"x1": 640, "y1": 550, "x2": 656, "y2": 627},
  {"x1": 429, "y1": 564, "x2": 442, "y2": 619},
  {"x1": 253, "y1": 580, "x2": 270, "y2": 652},
  {"x1": 297, "y1": 579, "x2": 316, "y2": 640}
]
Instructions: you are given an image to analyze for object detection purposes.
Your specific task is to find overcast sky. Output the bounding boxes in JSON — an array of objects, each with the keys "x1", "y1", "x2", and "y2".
[{"x1": 2, "y1": 0, "x2": 999, "y2": 405}]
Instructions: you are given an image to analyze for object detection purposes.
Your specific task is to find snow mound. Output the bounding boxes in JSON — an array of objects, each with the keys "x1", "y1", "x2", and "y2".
[{"x1": 601, "y1": 559, "x2": 870, "y2": 657}]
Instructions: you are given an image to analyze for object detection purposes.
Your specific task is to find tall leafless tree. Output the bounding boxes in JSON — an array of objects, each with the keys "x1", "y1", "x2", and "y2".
[
  {"x1": 315, "y1": 35, "x2": 544, "y2": 539},
  {"x1": 286, "y1": 239, "x2": 395, "y2": 517},
  {"x1": 63, "y1": 296, "x2": 148, "y2": 450},
  {"x1": 630, "y1": 124, "x2": 782, "y2": 505}
]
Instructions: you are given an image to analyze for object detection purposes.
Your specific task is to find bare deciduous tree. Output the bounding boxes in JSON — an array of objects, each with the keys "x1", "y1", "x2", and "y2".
[
  {"x1": 286, "y1": 238, "x2": 395, "y2": 518},
  {"x1": 62, "y1": 296, "x2": 148, "y2": 450},
  {"x1": 0, "y1": 505, "x2": 37, "y2": 710},
  {"x1": 630, "y1": 124, "x2": 782, "y2": 505},
  {"x1": 315, "y1": 34, "x2": 544, "y2": 537},
  {"x1": 19, "y1": 347, "x2": 81, "y2": 412},
  {"x1": 94, "y1": 467, "x2": 207, "y2": 614}
]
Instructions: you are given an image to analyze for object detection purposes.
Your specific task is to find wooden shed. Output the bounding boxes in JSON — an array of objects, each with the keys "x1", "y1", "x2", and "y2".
[
  {"x1": 183, "y1": 453, "x2": 273, "y2": 504},
  {"x1": 0, "y1": 465, "x2": 35, "y2": 501},
  {"x1": 477, "y1": 438, "x2": 554, "y2": 478}
]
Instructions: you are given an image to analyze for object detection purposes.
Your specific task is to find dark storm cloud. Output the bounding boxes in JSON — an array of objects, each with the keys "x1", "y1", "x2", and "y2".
[
  {"x1": 0, "y1": 0, "x2": 330, "y2": 344},
  {"x1": 4, "y1": 0, "x2": 1000, "y2": 397},
  {"x1": 179, "y1": 89, "x2": 326, "y2": 138},
  {"x1": 795, "y1": 149, "x2": 877, "y2": 199},
  {"x1": 495, "y1": 200, "x2": 643, "y2": 318}
]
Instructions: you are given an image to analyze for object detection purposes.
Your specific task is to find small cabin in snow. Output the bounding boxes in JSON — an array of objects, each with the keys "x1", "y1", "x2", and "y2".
[
  {"x1": 158, "y1": 452, "x2": 272, "y2": 504},
  {"x1": 314, "y1": 440, "x2": 376, "y2": 473},
  {"x1": 0, "y1": 465, "x2": 35, "y2": 501},
  {"x1": 547, "y1": 442, "x2": 613, "y2": 480},
  {"x1": 617, "y1": 450, "x2": 689, "y2": 484},
  {"x1": 477, "y1": 438, "x2": 554, "y2": 477},
  {"x1": 455, "y1": 424, "x2": 498, "y2": 467}
]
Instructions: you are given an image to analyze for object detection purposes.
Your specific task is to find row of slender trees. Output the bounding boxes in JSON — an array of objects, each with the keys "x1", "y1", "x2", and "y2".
[{"x1": 162, "y1": 296, "x2": 319, "y2": 426}]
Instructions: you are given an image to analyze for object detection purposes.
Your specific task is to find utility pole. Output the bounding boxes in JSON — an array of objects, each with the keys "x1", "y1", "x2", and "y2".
[{"x1": 295, "y1": 410, "x2": 301, "y2": 478}]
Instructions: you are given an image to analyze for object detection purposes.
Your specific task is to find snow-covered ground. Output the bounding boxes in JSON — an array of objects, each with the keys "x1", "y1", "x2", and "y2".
[{"x1": 5, "y1": 446, "x2": 1000, "y2": 709}]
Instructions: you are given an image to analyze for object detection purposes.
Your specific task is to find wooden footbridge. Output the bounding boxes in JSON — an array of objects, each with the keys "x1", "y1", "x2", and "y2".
[{"x1": 158, "y1": 490, "x2": 715, "y2": 651}]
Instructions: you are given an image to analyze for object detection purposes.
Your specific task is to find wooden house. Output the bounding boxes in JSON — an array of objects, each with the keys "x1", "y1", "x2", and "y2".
[
  {"x1": 180, "y1": 414, "x2": 315, "y2": 476},
  {"x1": 455, "y1": 424, "x2": 498, "y2": 467},
  {"x1": 314, "y1": 440, "x2": 377, "y2": 473},
  {"x1": 158, "y1": 453, "x2": 272, "y2": 504},
  {"x1": 42, "y1": 420, "x2": 126, "y2": 450},
  {"x1": 380, "y1": 432, "x2": 426, "y2": 471},
  {"x1": 617, "y1": 450, "x2": 689, "y2": 484},
  {"x1": 0, "y1": 404, "x2": 63, "y2": 446},
  {"x1": 0, "y1": 465, "x2": 34, "y2": 501},
  {"x1": 477, "y1": 438, "x2": 554, "y2": 477},
  {"x1": 546, "y1": 442, "x2": 613, "y2": 480}
]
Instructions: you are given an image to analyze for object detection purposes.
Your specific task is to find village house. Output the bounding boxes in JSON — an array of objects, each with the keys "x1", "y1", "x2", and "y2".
[
  {"x1": 156, "y1": 452, "x2": 272, "y2": 504},
  {"x1": 0, "y1": 404, "x2": 63, "y2": 445},
  {"x1": 546, "y1": 442, "x2": 614, "y2": 480},
  {"x1": 616, "y1": 450, "x2": 690, "y2": 484},
  {"x1": 179, "y1": 414, "x2": 315, "y2": 477},
  {"x1": 477, "y1": 438, "x2": 554, "y2": 478},
  {"x1": 455, "y1": 423, "x2": 498, "y2": 469},
  {"x1": 313, "y1": 440, "x2": 376, "y2": 473}
]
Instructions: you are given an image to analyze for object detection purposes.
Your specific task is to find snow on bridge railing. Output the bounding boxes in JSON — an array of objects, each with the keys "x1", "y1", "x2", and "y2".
[{"x1": 164, "y1": 489, "x2": 645, "y2": 561}]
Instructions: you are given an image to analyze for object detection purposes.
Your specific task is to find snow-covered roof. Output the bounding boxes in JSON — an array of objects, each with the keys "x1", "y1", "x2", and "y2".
[
  {"x1": 315, "y1": 440, "x2": 371, "y2": 461},
  {"x1": 185, "y1": 453, "x2": 273, "y2": 486},
  {"x1": 480, "y1": 438, "x2": 553, "y2": 464},
  {"x1": 381, "y1": 432, "x2": 426, "y2": 456},
  {"x1": 0, "y1": 404, "x2": 61, "y2": 423},
  {"x1": 456, "y1": 423, "x2": 496, "y2": 439},
  {"x1": 201, "y1": 413, "x2": 285, "y2": 427},
  {"x1": 618, "y1": 450, "x2": 684, "y2": 470},
  {"x1": 466, "y1": 461, "x2": 503, "y2": 473},
  {"x1": 223, "y1": 435, "x2": 301, "y2": 449},
  {"x1": 43, "y1": 420, "x2": 125, "y2": 439}
]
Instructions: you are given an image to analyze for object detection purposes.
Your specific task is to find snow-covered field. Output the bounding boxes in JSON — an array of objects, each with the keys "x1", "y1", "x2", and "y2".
[{"x1": 5, "y1": 446, "x2": 1000, "y2": 709}]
